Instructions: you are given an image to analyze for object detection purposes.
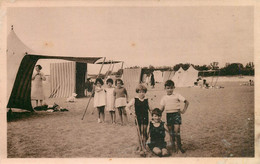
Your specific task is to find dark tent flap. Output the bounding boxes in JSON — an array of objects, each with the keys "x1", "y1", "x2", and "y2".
[{"x1": 28, "y1": 53, "x2": 102, "y2": 64}]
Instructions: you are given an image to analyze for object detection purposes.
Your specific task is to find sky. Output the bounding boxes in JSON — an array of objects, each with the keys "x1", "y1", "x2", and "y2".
[{"x1": 7, "y1": 6, "x2": 254, "y2": 74}]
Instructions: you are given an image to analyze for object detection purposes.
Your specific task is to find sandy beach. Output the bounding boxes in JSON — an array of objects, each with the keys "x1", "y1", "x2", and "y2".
[{"x1": 7, "y1": 78, "x2": 254, "y2": 158}]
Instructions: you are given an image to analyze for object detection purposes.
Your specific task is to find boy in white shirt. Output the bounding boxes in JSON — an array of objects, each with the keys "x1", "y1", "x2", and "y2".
[{"x1": 160, "y1": 80, "x2": 189, "y2": 153}]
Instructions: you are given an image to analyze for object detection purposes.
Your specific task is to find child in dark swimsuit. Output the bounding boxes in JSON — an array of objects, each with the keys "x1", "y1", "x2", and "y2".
[
  {"x1": 147, "y1": 108, "x2": 170, "y2": 157},
  {"x1": 126, "y1": 84, "x2": 150, "y2": 156}
]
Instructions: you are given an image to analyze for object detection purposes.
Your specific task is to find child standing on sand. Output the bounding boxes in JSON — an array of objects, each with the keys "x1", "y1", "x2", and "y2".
[
  {"x1": 93, "y1": 78, "x2": 106, "y2": 123},
  {"x1": 160, "y1": 80, "x2": 189, "y2": 153},
  {"x1": 147, "y1": 108, "x2": 170, "y2": 157},
  {"x1": 126, "y1": 84, "x2": 151, "y2": 155},
  {"x1": 105, "y1": 78, "x2": 116, "y2": 124},
  {"x1": 113, "y1": 79, "x2": 128, "y2": 125}
]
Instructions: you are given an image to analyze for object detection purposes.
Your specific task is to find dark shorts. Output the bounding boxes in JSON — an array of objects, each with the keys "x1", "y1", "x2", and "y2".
[
  {"x1": 136, "y1": 116, "x2": 149, "y2": 126},
  {"x1": 166, "y1": 112, "x2": 182, "y2": 125},
  {"x1": 148, "y1": 141, "x2": 167, "y2": 150}
]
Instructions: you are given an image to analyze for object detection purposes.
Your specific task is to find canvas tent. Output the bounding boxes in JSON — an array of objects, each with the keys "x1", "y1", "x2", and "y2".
[
  {"x1": 153, "y1": 70, "x2": 163, "y2": 83},
  {"x1": 163, "y1": 71, "x2": 175, "y2": 83},
  {"x1": 172, "y1": 66, "x2": 199, "y2": 87},
  {"x1": 172, "y1": 67, "x2": 185, "y2": 87},
  {"x1": 49, "y1": 61, "x2": 87, "y2": 98},
  {"x1": 122, "y1": 68, "x2": 142, "y2": 97},
  {"x1": 6, "y1": 28, "x2": 101, "y2": 111},
  {"x1": 181, "y1": 66, "x2": 199, "y2": 87}
]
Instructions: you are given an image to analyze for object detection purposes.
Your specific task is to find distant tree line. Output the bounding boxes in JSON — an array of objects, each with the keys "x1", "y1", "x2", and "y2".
[
  {"x1": 114, "y1": 62, "x2": 254, "y2": 77},
  {"x1": 93, "y1": 61, "x2": 254, "y2": 79}
]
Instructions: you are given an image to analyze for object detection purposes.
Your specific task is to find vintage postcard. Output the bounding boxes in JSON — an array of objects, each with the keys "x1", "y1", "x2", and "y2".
[{"x1": 0, "y1": 0, "x2": 259, "y2": 164}]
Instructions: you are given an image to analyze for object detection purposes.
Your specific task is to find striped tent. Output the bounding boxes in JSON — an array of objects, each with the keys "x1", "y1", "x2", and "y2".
[
  {"x1": 122, "y1": 68, "x2": 142, "y2": 97},
  {"x1": 50, "y1": 61, "x2": 87, "y2": 98},
  {"x1": 6, "y1": 29, "x2": 101, "y2": 111}
]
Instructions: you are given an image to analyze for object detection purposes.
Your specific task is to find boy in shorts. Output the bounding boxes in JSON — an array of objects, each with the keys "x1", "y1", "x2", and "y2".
[{"x1": 160, "y1": 80, "x2": 189, "y2": 153}]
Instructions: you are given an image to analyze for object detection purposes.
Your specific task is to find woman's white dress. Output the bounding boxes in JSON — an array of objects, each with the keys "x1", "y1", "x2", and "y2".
[{"x1": 31, "y1": 72, "x2": 46, "y2": 101}]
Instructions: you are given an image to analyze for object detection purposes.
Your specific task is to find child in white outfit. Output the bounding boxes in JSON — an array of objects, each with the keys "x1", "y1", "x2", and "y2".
[
  {"x1": 94, "y1": 78, "x2": 106, "y2": 123},
  {"x1": 105, "y1": 78, "x2": 116, "y2": 124}
]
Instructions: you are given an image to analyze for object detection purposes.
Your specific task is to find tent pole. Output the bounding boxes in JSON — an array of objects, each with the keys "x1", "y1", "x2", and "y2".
[
  {"x1": 81, "y1": 57, "x2": 106, "y2": 120},
  {"x1": 97, "y1": 57, "x2": 106, "y2": 78},
  {"x1": 121, "y1": 61, "x2": 124, "y2": 70},
  {"x1": 110, "y1": 63, "x2": 115, "y2": 75},
  {"x1": 120, "y1": 62, "x2": 124, "y2": 78},
  {"x1": 210, "y1": 71, "x2": 216, "y2": 86},
  {"x1": 105, "y1": 60, "x2": 112, "y2": 79},
  {"x1": 168, "y1": 70, "x2": 172, "y2": 80},
  {"x1": 213, "y1": 70, "x2": 220, "y2": 87}
]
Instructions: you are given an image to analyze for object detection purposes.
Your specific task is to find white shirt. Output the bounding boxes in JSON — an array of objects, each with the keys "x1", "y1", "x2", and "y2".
[{"x1": 160, "y1": 93, "x2": 186, "y2": 113}]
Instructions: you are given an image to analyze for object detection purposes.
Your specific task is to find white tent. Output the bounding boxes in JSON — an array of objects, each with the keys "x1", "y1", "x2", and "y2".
[
  {"x1": 7, "y1": 28, "x2": 34, "y2": 101},
  {"x1": 182, "y1": 66, "x2": 199, "y2": 87},
  {"x1": 153, "y1": 70, "x2": 163, "y2": 83},
  {"x1": 172, "y1": 66, "x2": 199, "y2": 87},
  {"x1": 163, "y1": 71, "x2": 175, "y2": 83},
  {"x1": 172, "y1": 67, "x2": 185, "y2": 87}
]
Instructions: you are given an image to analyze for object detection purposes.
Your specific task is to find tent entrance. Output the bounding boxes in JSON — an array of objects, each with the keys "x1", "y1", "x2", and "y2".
[
  {"x1": 76, "y1": 62, "x2": 87, "y2": 98},
  {"x1": 49, "y1": 61, "x2": 87, "y2": 98}
]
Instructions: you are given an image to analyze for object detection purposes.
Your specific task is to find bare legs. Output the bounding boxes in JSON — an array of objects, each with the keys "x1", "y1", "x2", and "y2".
[
  {"x1": 35, "y1": 100, "x2": 43, "y2": 107},
  {"x1": 97, "y1": 106, "x2": 105, "y2": 123},
  {"x1": 117, "y1": 107, "x2": 128, "y2": 125},
  {"x1": 174, "y1": 124, "x2": 185, "y2": 153},
  {"x1": 167, "y1": 125, "x2": 176, "y2": 152},
  {"x1": 168, "y1": 124, "x2": 185, "y2": 153},
  {"x1": 136, "y1": 123, "x2": 148, "y2": 152},
  {"x1": 109, "y1": 111, "x2": 116, "y2": 124},
  {"x1": 140, "y1": 124, "x2": 147, "y2": 148}
]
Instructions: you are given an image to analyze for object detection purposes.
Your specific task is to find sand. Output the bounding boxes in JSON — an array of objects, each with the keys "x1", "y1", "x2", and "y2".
[{"x1": 7, "y1": 79, "x2": 254, "y2": 158}]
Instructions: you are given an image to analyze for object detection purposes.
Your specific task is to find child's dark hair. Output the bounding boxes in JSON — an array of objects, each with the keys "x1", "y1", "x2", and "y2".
[
  {"x1": 115, "y1": 79, "x2": 124, "y2": 86},
  {"x1": 136, "y1": 84, "x2": 147, "y2": 93},
  {"x1": 164, "y1": 80, "x2": 175, "y2": 88},
  {"x1": 95, "y1": 78, "x2": 104, "y2": 85},
  {"x1": 152, "y1": 108, "x2": 162, "y2": 117},
  {"x1": 35, "y1": 64, "x2": 42, "y2": 70},
  {"x1": 106, "y1": 78, "x2": 113, "y2": 85}
]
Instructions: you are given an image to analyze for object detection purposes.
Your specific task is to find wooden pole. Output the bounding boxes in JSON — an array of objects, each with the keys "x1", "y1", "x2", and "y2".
[{"x1": 81, "y1": 57, "x2": 106, "y2": 120}]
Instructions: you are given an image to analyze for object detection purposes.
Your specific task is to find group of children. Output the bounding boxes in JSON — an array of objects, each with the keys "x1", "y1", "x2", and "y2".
[
  {"x1": 93, "y1": 78, "x2": 128, "y2": 124},
  {"x1": 92, "y1": 78, "x2": 189, "y2": 157}
]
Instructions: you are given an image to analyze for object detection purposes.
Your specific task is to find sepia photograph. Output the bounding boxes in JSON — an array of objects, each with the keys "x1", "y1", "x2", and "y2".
[{"x1": 0, "y1": 0, "x2": 259, "y2": 163}]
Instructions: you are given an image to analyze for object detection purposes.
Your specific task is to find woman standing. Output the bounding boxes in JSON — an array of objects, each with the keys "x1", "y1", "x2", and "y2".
[{"x1": 31, "y1": 65, "x2": 46, "y2": 107}]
